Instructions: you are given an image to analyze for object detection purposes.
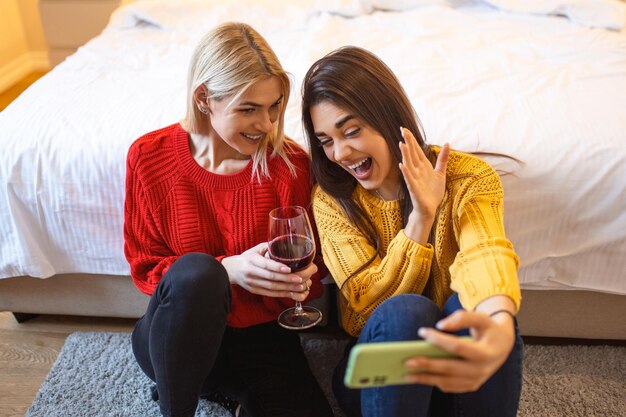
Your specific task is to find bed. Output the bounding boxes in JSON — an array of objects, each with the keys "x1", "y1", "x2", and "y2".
[{"x1": 1, "y1": 0, "x2": 625, "y2": 339}]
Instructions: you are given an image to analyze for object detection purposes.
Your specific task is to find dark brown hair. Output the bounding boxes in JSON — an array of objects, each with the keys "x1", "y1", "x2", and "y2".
[{"x1": 302, "y1": 46, "x2": 435, "y2": 279}]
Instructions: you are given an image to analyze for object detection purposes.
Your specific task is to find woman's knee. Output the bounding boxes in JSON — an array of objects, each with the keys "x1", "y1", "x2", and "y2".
[
  {"x1": 442, "y1": 293, "x2": 463, "y2": 317},
  {"x1": 374, "y1": 294, "x2": 441, "y2": 328},
  {"x1": 162, "y1": 253, "x2": 230, "y2": 304},
  {"x1": 361, "y1": 294, "x2": 441, "y2": 343}
]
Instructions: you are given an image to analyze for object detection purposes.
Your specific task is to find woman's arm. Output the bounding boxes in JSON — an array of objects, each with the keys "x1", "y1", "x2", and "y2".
[
  {"x1": 123, "y1": 149, "x2": 179, "y2": 295},
  {"x1": 449, "y1": 167, "x2": 521, "y2": 313},
  {"x1": 313, "y1": 186, "x2": 434, "y2": 319},
  {"x1": 404, "y1": 161, "x2": 520, "y2": 393}
]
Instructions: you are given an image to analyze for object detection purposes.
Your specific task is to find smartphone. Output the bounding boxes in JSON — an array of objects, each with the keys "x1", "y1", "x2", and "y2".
[{"x1": 344, "y1": 338, "x2": 469, "y2": 388}]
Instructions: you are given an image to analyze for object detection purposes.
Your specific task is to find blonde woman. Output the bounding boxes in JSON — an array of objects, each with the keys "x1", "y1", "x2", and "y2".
[{"x1": 124, "y1": 23, "x2": 333, "y2": 417}]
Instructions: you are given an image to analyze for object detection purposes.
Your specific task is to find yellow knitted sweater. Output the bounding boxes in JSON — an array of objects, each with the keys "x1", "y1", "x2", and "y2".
[{"x1": 312, "y1": 149, "x2": 521, "y2": 337}]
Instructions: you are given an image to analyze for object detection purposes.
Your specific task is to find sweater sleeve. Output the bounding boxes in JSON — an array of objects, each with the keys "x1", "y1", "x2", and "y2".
[
  {"x1": 449, "y1": 166, "x2": 522, "y2": 312},
  {"x1": 312, "y1": 186, "x2": 433, "y2": 335},
  {"x1": 123, "y1": 145, "x2": 178, "y2": 295}
]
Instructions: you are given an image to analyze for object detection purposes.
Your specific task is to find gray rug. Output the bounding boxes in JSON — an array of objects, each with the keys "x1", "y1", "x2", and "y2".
[{"x1": 26, "y1": 332, "x2": 625, "y2": 417}]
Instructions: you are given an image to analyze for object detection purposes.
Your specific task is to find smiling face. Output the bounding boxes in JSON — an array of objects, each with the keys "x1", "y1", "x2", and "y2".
[
  {"x1": 207, "y1": 76, "x2": 283, "y2": 156},
  {"x1": 310, "y1": 101, "x2": 401, "y2": 197}
]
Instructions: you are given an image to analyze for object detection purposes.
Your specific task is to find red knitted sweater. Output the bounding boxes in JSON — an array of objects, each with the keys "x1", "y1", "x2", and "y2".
[{"x1": 123, "y1": 123, "x2": 324, "y2": 328}]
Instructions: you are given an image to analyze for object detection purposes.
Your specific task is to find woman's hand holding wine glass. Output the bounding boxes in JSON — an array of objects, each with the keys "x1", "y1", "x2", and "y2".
[
  {"x1": 267, "y1": 205, "x2": 323, "y2": 329},
  {"x1": 222, "y1": 243, "x2": 313, "y2": 301}
]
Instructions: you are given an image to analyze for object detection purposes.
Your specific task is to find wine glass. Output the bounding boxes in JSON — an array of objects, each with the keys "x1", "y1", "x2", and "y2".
[{"x1": 268, "y1": 205, "x2": 323, "y2": 330}]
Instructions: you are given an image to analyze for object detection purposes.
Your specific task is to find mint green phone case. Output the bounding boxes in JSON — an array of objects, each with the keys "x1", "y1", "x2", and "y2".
[{"x1": 344, "y1": 339, "x2": 462, "y2": 388}]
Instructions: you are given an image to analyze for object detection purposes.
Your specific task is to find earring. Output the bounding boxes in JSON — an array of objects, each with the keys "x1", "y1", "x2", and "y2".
[{"x1": 197, "y1": 104, "x2": 208, "y2": 114}]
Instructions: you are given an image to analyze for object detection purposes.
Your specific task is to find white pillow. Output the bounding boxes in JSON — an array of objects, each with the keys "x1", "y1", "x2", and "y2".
[
  {"x1": 369, "y1": 0, "x2": 448, "y2": 11},
  {"x1": 315, "y1": 0, "x2": 374, "y2": 16},
  {"x1": 484, "y1": 0, "x2": 626, "y2": 30}
]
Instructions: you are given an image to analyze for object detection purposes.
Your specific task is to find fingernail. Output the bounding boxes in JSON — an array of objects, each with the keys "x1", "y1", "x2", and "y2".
[
  {"x1": 435, "y1": 320, "x2": 445, "y2": 330},
  {"x1": 400, "y1": 126, "x2": 405, "y2": 137},
  {"x1": 418, "y1": 327, "x2": 428, "y2": 338},
  {"x1": 281, "y1": 266, "x2": 291, "y2": 273}
]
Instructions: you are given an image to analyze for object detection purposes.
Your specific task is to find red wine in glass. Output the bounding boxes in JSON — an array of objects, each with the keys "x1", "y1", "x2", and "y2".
[
  {"x1": 268, "y1": 206, "x2": 322, "y2": 330},
  {"x1": 268, "y1": 234, "x2": 315, "y2": 272}
]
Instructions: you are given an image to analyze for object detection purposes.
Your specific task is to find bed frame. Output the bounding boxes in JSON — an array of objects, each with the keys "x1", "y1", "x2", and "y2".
[{"x1": 1, "y1": 274, "x2": 624, "y2": 339}]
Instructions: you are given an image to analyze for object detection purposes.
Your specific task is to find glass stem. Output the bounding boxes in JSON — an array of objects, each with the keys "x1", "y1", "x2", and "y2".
[{"x1": 293, "y1": 301, "x2": 304, "y2": 315}]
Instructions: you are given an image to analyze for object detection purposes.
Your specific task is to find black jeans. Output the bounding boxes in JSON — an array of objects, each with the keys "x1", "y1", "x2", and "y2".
[{"x1": 132, "y1": 253, "x2": 333, "y2": 417}]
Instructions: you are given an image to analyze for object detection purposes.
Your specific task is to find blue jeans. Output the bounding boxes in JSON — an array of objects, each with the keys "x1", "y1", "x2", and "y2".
[{"x1": 332, "y1": 294, "x2": 523, "y2": 417}]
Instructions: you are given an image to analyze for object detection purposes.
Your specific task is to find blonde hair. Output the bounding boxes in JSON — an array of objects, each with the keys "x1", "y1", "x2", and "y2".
[{"x1": 184, "y1": 22, "x2": 296, "y2": 180}]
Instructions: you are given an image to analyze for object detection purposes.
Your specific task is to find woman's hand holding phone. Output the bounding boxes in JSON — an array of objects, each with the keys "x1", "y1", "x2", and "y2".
[{"x1": 404, "y1": 310, "x2": 515, "y2": 393}]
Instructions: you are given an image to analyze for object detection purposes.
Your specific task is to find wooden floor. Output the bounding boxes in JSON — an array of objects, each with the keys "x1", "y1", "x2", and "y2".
[
  {"x1": 0, "y1": 71, "x2": 47, "y2": 111},
  {"x1": 0, "y1": 312, "x2": 136, "y2": 417}
]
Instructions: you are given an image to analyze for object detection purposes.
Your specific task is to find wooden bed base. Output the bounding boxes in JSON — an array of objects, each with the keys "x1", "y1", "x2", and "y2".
[{"x1": 1, "y1": 274, "x2": 624, "y2": 339}]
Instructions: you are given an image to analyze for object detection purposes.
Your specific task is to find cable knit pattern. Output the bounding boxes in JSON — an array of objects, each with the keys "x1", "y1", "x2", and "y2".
[
  {"x1": 313, "y1": 148, "x2": 521, "y2": 337},
  {"x1": 124, "y1": 123, "x2": 324, "y2": 328}
]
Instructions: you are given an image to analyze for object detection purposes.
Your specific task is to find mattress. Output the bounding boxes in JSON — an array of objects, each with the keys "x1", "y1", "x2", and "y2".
[{"x1": 1, "y1": 0, "x2": 625, "y2": 295}]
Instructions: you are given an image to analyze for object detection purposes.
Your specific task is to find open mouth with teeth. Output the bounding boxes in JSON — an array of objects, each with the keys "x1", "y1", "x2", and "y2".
[
  {"x1": 347, "y1": 158, "x2": 372, "y2": 179},
  {"x1": 241, "y1": 132, "x2": 263, "y2": 142}
]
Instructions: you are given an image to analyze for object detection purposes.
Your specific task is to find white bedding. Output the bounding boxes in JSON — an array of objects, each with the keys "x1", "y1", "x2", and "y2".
[{"x1": 1, "y1": 0, "x2": 625, "y2": 294}]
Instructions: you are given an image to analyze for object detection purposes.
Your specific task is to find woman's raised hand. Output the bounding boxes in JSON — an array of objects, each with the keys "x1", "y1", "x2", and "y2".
[
  {"x1": 398, "y1": 127, "x2": 450, "y2": 244},
  {"x1": 222, "y1": 242, "x2": 314, "y2": 301}
]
